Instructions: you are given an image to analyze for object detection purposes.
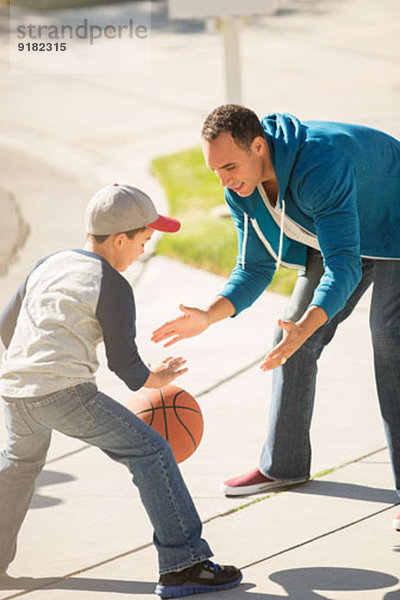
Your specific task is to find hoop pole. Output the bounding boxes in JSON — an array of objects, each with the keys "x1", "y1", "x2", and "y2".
[{"x1": 219, "y1": 16, "x2": 242, "y2": 104}]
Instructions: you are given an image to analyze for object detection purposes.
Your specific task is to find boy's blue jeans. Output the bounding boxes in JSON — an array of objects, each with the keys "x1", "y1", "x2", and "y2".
[
  {"x1": 0, "y1": 383, "x2": 212, "y2": 574},
  {"x1": 260, "y1": 249, "x2": 400, "y2": 497}
]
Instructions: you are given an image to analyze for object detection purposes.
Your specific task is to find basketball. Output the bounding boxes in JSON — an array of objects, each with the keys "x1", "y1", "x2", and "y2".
[{"x1": 126, "y1": 385, "x2": 204, "y2": 463}]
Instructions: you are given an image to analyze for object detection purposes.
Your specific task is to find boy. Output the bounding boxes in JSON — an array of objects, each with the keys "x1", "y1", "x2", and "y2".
[{"x1": 0, "y1": 184, "x2": 242, "y2": 598}]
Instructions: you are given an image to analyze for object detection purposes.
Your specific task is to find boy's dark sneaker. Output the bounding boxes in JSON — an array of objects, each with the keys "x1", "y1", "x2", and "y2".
[
  {"x1": 155, "y1": 559, "x2": 242, "y2": 598},
  {"x1": 220, "y1": 467, "x2": 308, "y2": 496},
  {"x1": 393, "y1": 514, "x2": 400, "y2": 531}
]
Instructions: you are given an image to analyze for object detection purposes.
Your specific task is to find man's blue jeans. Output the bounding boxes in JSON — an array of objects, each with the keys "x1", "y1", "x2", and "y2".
[
  {"x1": 260, "y1": 249, "x2": 400, "y2": 497},
  {"x1": 0, "y1": 382, "x2": 212, "y2": 574}
]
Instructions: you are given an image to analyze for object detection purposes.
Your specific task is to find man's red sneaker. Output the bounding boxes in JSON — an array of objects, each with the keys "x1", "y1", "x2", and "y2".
[{"x1": 220, "y1": 467, "x2": 308, "y2": 496}]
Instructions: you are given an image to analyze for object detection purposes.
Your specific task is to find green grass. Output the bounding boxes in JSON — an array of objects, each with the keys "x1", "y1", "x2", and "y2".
[{"x1": 152, "y1": 147, "x2": 297, "y2": 296}]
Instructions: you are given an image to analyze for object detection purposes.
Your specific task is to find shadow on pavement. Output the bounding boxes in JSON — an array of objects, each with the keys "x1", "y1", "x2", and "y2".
[
  {"x1": 272, "y1": 0, "x2": 346, "y2": 19},
  {"x1": 383, "y1": 591, "x2": 400, "y2": 599},
  {"x1": 233, "y1": 568, "x2": 399, "y2": 599},
  {"x1": 1, "y1": 567, "x2": 398, "y2": 598},
  {"x1": 29, "y1": 468, "x2": 75, "y2": 509},
  {"x1": 0, "y1": 575, "x2": 155, "y2": 594},
  {"x1": 267, "y1": 567, "x2": 399, "y2": 599},
  {"x1": 291, "y1": 480, "x2": 399, "y2": 504}
]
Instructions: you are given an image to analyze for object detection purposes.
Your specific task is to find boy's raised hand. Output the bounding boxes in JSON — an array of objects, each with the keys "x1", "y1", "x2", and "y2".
[
  {"x1": 151, "y1": 304, "x2": 210, "y2": 347},
  {"x1": 144, "y1": 356, "x2": 188, "y2": 389}
]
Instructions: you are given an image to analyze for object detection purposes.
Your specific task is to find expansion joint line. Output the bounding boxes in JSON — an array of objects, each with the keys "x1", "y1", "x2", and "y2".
[{"x1": 240, "y1": 502, "x2": 399, "y2": 571}]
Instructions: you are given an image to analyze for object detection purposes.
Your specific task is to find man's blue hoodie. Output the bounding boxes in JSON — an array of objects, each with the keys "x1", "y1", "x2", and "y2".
[{"x1": 221, "y1": 113, "x2": 400, "y2": 321}]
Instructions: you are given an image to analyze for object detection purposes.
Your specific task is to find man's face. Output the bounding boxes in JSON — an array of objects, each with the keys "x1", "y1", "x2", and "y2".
[{"x1": 202, "y1": 132, "x2": 266, "y2": 197}]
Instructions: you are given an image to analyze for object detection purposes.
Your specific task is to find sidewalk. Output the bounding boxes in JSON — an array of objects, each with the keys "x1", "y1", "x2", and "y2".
[
  {"x1": 0, "y1": 0, "x2": 399, "y2": 598},
  {"x1": 0, "y1": 256, "x2": 398, "y2": 599}
]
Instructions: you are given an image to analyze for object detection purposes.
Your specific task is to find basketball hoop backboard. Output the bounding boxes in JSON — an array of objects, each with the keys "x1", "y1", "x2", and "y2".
[{"x1": 169, "y1": 0, "x2": 276, "y2": 20}]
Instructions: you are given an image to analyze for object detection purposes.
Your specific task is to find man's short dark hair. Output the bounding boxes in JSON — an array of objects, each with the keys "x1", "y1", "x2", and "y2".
[
  {"x1": 90, "y1": 226, "x2": 148, "y2": 245},
  {"x1": 202, "y1": 104, "x2": 265, "y2": 152}
]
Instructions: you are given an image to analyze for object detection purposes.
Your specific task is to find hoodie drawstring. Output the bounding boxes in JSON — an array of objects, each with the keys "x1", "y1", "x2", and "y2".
[
  {"x1": 242, "y1": 199, "x2": 285, "y2": 272},
  {"x1": 242, "y1": 213, "x2": 248, "y2": 269},
  {"x1": 276, "y1": 199, "x2": 286, "y2": 271}
]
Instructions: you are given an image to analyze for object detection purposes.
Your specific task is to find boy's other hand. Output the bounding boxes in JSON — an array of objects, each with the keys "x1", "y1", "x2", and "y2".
[
  {"x1": 151, "y1": 304, "x2": 209, "y2": 347},
  {"x1": 144, "y1": 356, "x2": 188, "y2": 388}
]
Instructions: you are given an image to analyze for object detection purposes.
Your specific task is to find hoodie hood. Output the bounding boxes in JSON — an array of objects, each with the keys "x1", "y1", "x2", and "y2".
[{"x1": 260, "y1": 112, "x2": 305, "y2": 209}]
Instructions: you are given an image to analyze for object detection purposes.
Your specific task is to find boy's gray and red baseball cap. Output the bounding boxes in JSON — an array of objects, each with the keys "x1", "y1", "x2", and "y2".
[{"x1": 86, "y1": 183, "x2": 181, "y2": 235}]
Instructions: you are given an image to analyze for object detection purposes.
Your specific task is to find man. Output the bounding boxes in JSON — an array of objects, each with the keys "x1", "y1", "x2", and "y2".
[{"x1": 152, "y1": 104, "x2": 400, "y2": 530}]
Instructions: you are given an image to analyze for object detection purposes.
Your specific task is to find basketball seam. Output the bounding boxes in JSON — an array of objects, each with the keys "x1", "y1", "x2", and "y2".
[
  {"x1": 173, "y1": 390, "x2": 198, "y2": 451},
  {"x1": 160, "y1": 388, "x2": 169, "y2": 441},
  {"x1": 142, "y1": 394, "x2": 156, "y2": 427},
  {"x1": 134, "y1": 406, "x2": 201, "y2": 416}
]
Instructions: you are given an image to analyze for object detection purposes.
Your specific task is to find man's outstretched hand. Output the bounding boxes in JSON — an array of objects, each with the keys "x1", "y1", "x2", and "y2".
[
  {"x1": 260, "y1": 306, "x2": 328, "y2": 370},
  {"x1": 151, "y1": 304, "x2": 210, "y2": 347},
  {"x1": 260, "y1": 319, "x2": 306, "y2": 371}
]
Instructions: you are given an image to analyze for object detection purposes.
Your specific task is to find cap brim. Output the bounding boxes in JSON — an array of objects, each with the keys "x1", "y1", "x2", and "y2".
[{"x1": 147, "y1": 214, "x2": 181, "y2": 233}]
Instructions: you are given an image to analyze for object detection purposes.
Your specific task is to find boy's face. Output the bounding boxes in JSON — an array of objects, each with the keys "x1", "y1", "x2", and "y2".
[{"x1": 115, "y1": 228, "x2": 154, "y2": 272}]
